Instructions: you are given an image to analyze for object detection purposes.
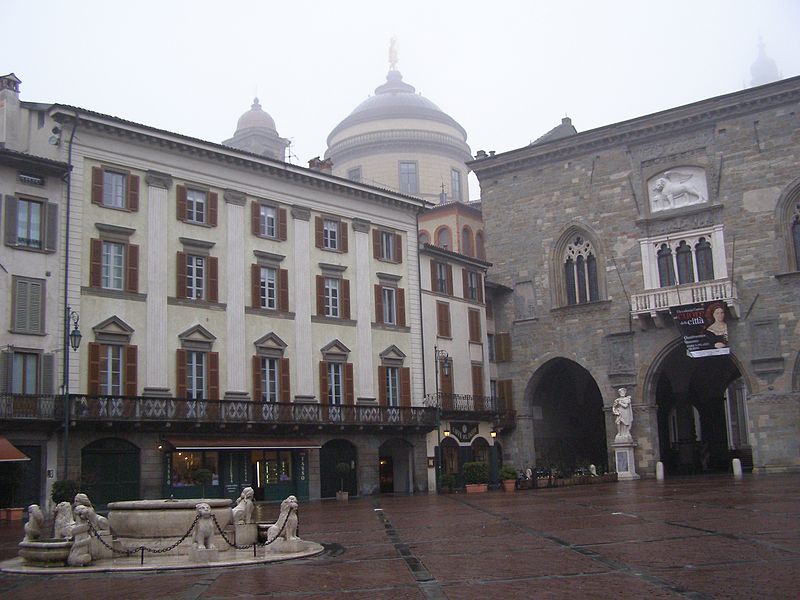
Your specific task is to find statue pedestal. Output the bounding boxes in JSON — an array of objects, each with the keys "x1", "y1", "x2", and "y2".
[
  {"x1": 235, "y1": 523, "x2": 258, "y2": 546},
  {"x1": 189, "y1": 546, "x2": 219, "y2": 563},
  {"x1": 612, "y1": 441, "x2": 640, "y2": 481}
]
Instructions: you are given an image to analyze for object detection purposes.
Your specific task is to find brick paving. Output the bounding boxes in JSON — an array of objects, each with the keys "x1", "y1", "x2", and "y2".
[{"x1": 1, "y1": 474, "x2": 799, "y2": 599}]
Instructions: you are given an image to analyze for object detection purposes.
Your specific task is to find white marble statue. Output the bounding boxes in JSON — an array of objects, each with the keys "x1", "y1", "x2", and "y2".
[
  {"x1": 67, "y1": 505, "x2": 93, "y2": 566},
  {"x1": 612, "y1": 387, "x2": 633, "y2": 441},
  {"x1": 22, "y1": 504, "x2": 44, "y2": 542},
  {"x1": 232, "y1": 487, "x2": 255, "y2": 524},
  {"x1": 53, "y1": 501, "x2": 75, "y2": 539},
  {"x1": 649, "y1": 170, "x2": 707, "y2": 211},
  {"x1": 192, "y1": 502, "x2": 216, "y2": 550},
  {"x1": 74, "y1": 492, "x2": 109, "y2": 531},
  {"x1": 267, "y1": 495, "x2": 300, "y2": 543}
]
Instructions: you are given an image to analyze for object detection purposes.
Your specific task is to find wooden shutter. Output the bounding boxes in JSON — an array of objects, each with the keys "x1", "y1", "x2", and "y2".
[
  {"x1": 471, "y1": 365, "x2": 484, "y2": 406},
  {"x1": 397, "y1": 288, "x2": 406, "y2": 327},
  {"x1": 477, "y1": 273, "x2": 484, "y2": 303},
  {"x1": 446, "y1": 264, "x2": 453, "y2": 296},
  {"x1": 436, "y1": 302, "x2": 451, "y2": 338},
  {"x1": 278, "y1": 269, "x2": 289, "y2": 311},
  {"x1": 497, "y1": 379, "x2": 513, "y2": 410},
  {"x1": 496, "y1": 333, "x2": 512, "y2": 362},
  {"x1": 318, "y1": 361, "x2": 328, "y2": 405},
  {"x1": 4, "y1": 196, "x2": 18, "y2": 245},
  {"x1": 400, "y1": 367, "x2": 411, "y2": 408},
  {"x1": 345, "y1": 362, "x2": 354, "y2": 405},
  {"x1": 91, "y1": 167, "x2": 104, "y2": 205},
  {"x1": 251, "y1": 264, "x2": 261, "y2": 308},
  {"x1": 469, "y1": 309, "x2": 481, "y2": 342},
  {"x1": 374, "y1": 284, "x2": 383, "y2": 324},
  {"x1": 430, "y1": 261, "x2": 437, "y2": 292},
  {"x1": 45, "y1": 202, "x2": 58, "y2": 252},
  {"x1": 208, "y1": 352, "x2": 219, "y2": 400},
  {"x1": 373, "y1": 230, "x2": 381, "y2": 259},
  {"x1": 176, "y1": 349, "x2": 187, "y2": 398},
  {"x1": 314, "y1": 216, "x2": 323, "y2": 248},
  {"x1": 280, "y1": 358, "x2": 291, "y2": 402},
  {"x1": 125, "y1": 345, "x2": 138, "y2": 396},
  {"x1": 485, "y1": 299, "x2": 493, "y2": 319},
  {"x1": 394, "y1": 233, "x2": 402, "y2": 264},
  {"x1": 90, "y1": 239, "x2": 102, "y2": 287},
  {"x1": 340, "y1": 221, "x2": 348, "y2": 252},
  {"x1": 208, "y1": 192, "x2": 218, "y2": 226},
  {"x1": 126, "y1": 244, "x2": 139, "y2": 293},
  {"x1": 176, "y1": 185, "x2": 187, "y2": 221},
  {"x1": 0, "y1": 352, "x2": 10, "y2": 393},
  {"x1": 378, "y1": 366, "x2": 387, "y2": 406},
  {"x1": 251, "y1": 202, "x2": 260, "y2": 236},
  {"x1": 440, "y1": 363, "x2": 453, "y2": 398},
  {"x1": 176, "y1": 252, "x2": 187, "y2": 298},
  {"x1": 128, "y1": 174, "x2": 139, "y2": 211},
  {"x1": 88, "y1": 342, "x2": 101, "y2": 395},
  {"x1": 316, "y1": 275, "x2": 325, "y2": 315},
  {"x1": 341, "y1": 279, "x2": 350, "y2": 320},
  {"x1": 277, "y1": 207, "x2": 287, "y2": 241},
  {"x1": 462, "y1": 269, "x2": 469, "y2": 298},
  {"x1": 207, "y1": 256, "x2": 219, "y2": 303},
  {"x1": 40, "y1": 353, "x2": 54, "y2": 394},
  {"x1": 252, "y1": 355, "x2": 262, "y2": 401}
]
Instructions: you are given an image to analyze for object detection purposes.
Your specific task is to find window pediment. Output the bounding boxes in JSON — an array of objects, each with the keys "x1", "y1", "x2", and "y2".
[
  {"x1": 92, "y1": 315, "x2": 134, "y2": 344},
  {"x1": 321, "y1": 339, "x2": 350, "y2": 362},
  {"x1": 379, "y1": 345, "x2": 406, "y2": 366},
  {"x1": 178, "y1": 324, "x2": 216, "y2": 350},
  {"x1": 254, "y1": 332, "x2": 287, "y2": 357}
]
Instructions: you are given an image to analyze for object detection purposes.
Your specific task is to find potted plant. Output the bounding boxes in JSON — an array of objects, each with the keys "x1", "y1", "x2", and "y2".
[
  {"x1": 191, "y1": 468, "x2": 213, "y2": 498},
  {"x1": 499, "y1": 466, "x2": 518, "y2": 492},
  {"x1": 462, "y1": 461, "x2": 489, "y2": 493},
  {"x1": 438, "y1": 473, "x2": 456, "y2": 493},
  {"x1": 335, "y1": 462, "x2": 351, "y2": 501},
  {"x1": 51, "y1": 479, "x2": 82, "y2": 505}
]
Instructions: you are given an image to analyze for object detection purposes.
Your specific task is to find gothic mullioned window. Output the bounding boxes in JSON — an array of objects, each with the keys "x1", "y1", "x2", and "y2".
[
  {"x1": 563, "y1": 236, "x2": 599, "y2": 305},
  {"x1": 655, "y1": 235, "x2": 716, "y2": 288}
]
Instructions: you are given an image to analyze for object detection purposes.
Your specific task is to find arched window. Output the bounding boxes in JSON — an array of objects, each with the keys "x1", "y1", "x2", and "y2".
[
  {"x1": 657, "y1": 244, "x2": 676, "y2": 287},
  {"x1": 435, "y1": 226, "x2": 451, "y2": 250},
  {"x1": 461, "y1": 226, "x2": 474, "y2": 256},
  {"x1": 675, "y1": 240, "x2": 694, "y2": 284},
  {"x1": 563, "y1": 236, "x2": 599, "y2": 305},
  {"x1": 419, "y1": 230, "x2": 430, "y2": 245},
  {"x1": 476, "y1": 231, "x2": 485, "y2": 260},
  {"x1": 695, "y1": 237, "x2": 714, "y2": 281}
]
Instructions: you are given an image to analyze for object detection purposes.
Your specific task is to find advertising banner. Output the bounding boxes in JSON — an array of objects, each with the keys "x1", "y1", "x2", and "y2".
[{"x1": 671, "y1": 301, "x2": 730, "y2": 358}]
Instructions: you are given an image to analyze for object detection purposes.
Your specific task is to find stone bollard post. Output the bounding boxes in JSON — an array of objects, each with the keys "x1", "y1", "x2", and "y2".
[
  {"x1": 656, "y1": 461, "x2": 664, "y2": 481},
  {"x1": 732, "y1": 458, "x2": 743, "y2": 478}
]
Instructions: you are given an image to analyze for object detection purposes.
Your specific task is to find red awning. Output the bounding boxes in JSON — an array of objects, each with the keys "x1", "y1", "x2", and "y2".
[
  {"x1": 164, "y1": 437, "x2": 321, "y2": 451},
  {"x1": 0, "y1": 437, "x2": 30, "y2": 462}
]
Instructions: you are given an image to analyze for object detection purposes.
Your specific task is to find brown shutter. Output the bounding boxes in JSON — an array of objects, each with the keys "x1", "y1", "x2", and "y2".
[
  {"x1": 88, "y1": 342, "x2": 100, "y2": 395},
  {"x1": 340, "y1": 221, "x2": 348, "y2": 252},
  {"x1": 318, "y1": 361, "x2": 328, "y2": 405},
  {"x1": 208, "y1": 192, "x2": 218, "y2": 226},
  {"x1": 341, "y1": 279, "x2": 350, "y2": 320},
  {"x1": 430, "y1": 261, "x2": 437, "y2": 292},
  {"x1": 472, "y1": 365, "x2": 484, "y2": 404},
  {"x1": 397, "y1": 288, "x2": 406, "y2": 327},
  {"x1": 208, "y1": 352, "x2": 219, "y2": 400},
  {"x1": 400, "y1": 367, "x2": 411, "y2": 408},
  {"x1": 378, "y1": 365, "x2": 387, "y2": 406},
  {"x1": 314, "y1": 216, "x2": 323, "y2": 248},
  {"x1": 446, "y1": 264, "x2": 453, "y2": 296},
  {"x1": 278, "y1": 269, "x2": 289, "y2": 311},
  {"x1": 128, "y1": 174, "x2": 139, "y2": 211},
  {"x1": 4, "y1": 196, "x2": 18, "y2": 245},
  {"x1": 90, "y1": 239, "x2": 102, "y2": 287},
  {"x1": 280, "y1": 358, "x2": 291, "y2": 402},
  {"x1": 498, "y1": 379, "x2": 513, "y2": 411},
  {"x1": 316, "y1": 275, "x2": 325, "y2": 315},
  {"x1": 345, "y1": 362, "x2": 354, "y2": 405},
  {"x1": 176, "y1": 252, "x2": 187, "y2": 298},
  {"x1": 45, "y1": 202, "x2": 58, "y2": 252},
  {"x1": 207, "y1": 256, "x2": 218, "y2": 303},
  {"x1": 126, "y1": 244, "x2": 139, "y2": 293},
  {"x1": 176, "y1": 349, "x2": 187, "y2": 398},
  {"x1": 251, "y1": 264, "x2": 261, "y2": 308},
  {"x1": 277, "y1": 207, "x2": 287, "y2": 241},
  {"x1": 91, "y1": 167, "x2": 104, "y2": 205},
  {"x1": 176, "y1": 185, "x2": 187, "y2": 221},
  {"x1": 441, "y1": 363, "x2": 453, "y2": 398},
  {"x1": 394, "y1": 233, "x2": 402, "y2": 264},
  {"x1": 477, "y1": 273, "x2": 484, "y2": 303},
  {"x1": 469, "y1": 309, "x2": 481, "y2": 342},
  {"x1": 373, "y1": 230, "x2": 381, "y2": 259},
  {"x1": 252, "y1": 356, "x2": 262, "y2": 401},
  {"x1": 251, "y1": 202, "x2": 260, "y2": 236},
  {"x1": 125, "y1": 345, "x2": 138, "y2": 396},
  {"x1": 462, "y1": 269, "x2": 469, "y2": 298},
  {"x1": 374, "y1": 284, "x2": 383, "y2": 324},
  {"x1": 437, "y1": 302, "x2": 451, "y2": 338},
  {"x1": 496, "y1": 333, "x2": 512, "y2": 362}
]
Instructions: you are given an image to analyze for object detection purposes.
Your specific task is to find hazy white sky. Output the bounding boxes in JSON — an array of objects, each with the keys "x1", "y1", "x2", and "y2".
[{"x1": 4, "y1": 0, "x2": 799, "y2": 198}]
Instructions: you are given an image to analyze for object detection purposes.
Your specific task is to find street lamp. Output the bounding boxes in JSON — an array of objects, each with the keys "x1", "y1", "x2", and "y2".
[
  {"x1": 434, "y1": 346, "x2": 450, "y2": 491},
  {"x1": 62, "y1": 307, "x2": 81, "y2": 481}
]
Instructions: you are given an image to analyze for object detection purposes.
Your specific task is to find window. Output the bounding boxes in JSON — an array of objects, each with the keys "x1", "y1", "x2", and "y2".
[
  {"x1": 186, "y1": 350, "x2": 206, "y2": 400},
  {"x1": 90, "y1": 237, "x2": 139, "y2": 293},
  {"x1": 373, "y1": 229, "x2": 402, "y2": 263},
  {"x1": 435, "y1": 227, "x2": 451, "y2": 250},
  {"x1": 315, "y1": 217, "x2": 348, "y2": 252},
  {"x1": 385, "y1": 366, "x2": 400, "y2": 407},
  {"x1": 451, "y1": 169, "x2": 462, "y2": 202},
  {"x1": 419, "y1": 230, "x2": 430, "y2": 245},
  {"x1": 260, "y1": 357, "x2": 279, "y2": 403},
  {"x1": 251, "y1": 264, "x2": 288, "y2": 311},
  {"x1": 260, "y1": 205, "x2": 276, "y2": 238},
  {"x1": 657, "y1": 244, "x2": 676, "y2": 287},
  {"x1": 347, "y1": 167, "x2": 362, "y2": 182},
  {"x1": 316, "y1": 275, "x2": 350, "y2": 319},
  {"x1": 251, "y1": 202, "x2": 287, "y2": 240},
  {"x1": 102, "y1": 241, "x2": 125, "y2": 290},
  {"x1": 655, "y1": 236, "x2": 717, "y2": 288},
  {"x1": 436, "y1": 301, "x2": 451, "y2": 338},
  {"x1": 696, "y1": 238, "x2": 715, "y2": 281},
  {"x1": 327, "y1": 362, "x2": 343, "y2": 406},
  {"x1": 187, "y1": 255, "x2": 205, "y2": 300},
  {"x1": 381, "y1": 231, "x2": 395, "y2": 261},
  {"x1": 11, "y1": 277, "x2": 44, "y2": 334},
  {"x1": 6, "y1": 196, "x2": 57, "y2": 251},
  {"x1": 186, "y1": 189, "x2": 206, "y2": 224},
  {"x1": 177, "y1": 185, "x2": 217, "y2": 226},
  {"x1": 177, "y1": 248, "x2": 218, "y2": 303},
  {"x1": 88, "y1": 338, "x2": 137, "y2": 397},
  {"x1": 563, "y1": 236, "x2": 599, "y2": 305},
  {"x1": 382, "y1": 287, "x2": 396, "y2": 325},
  {"x1": 100, "y1": 345, "x2": 123, "y2": 395},
  {"x1": 476, "y1": 231, "x2": 486, "y2": 260},
  {"x1": 259, "y1": 267, "x2": 277, "y2": 309},
  {"x1": 399, "y1": 162, "x2": 418, "y2": 194},
  {"x1": 15, "y1": 198, "x2": 42, "y2": 249},
  {"x1": 103, "y1": 171, "x2": 126, "y2": 208},
  {"x1": 252, "y1": 450, "x2": 292, "y2": 485},
  {"x1": 324, "y1": 219, "x2": 340, "y2": 250},
  {"x1": 463, "y1": 270, "x2": 482, "y2": 301},
  {"x1": 171, "y1": 451, "x2": 219, "y2": 487},
  {"x1": 12, "y1": 353, "x2": 39, "y2": 394},
  {"x1": 91, "y1": 166, "x2": 138, "y2": 211},
  {"x1": 431, "y1": 261, "x2": 452, "y2": 295},
  {"x1": 176, "y1": 340, "x2": 218, "y2": 400},
  {"x1": 324, "y1": 277, "x2": 340, "y2": 317},
  {"x1": 375, "y1": 284, "x2": 405, "y2": 326}
]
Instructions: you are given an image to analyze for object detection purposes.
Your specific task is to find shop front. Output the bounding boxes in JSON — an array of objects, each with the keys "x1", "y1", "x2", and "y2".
[{"x1": 162, "y1": 437, "x2": 320, "y2": 503}]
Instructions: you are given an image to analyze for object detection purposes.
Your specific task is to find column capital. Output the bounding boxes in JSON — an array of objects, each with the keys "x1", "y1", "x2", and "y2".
[
  {"x1": 145, "y1": 170, "x2": 173, "y2": 189},
  {"x1": 291, "y1": 206, "x2": 311, "y2": 221}
]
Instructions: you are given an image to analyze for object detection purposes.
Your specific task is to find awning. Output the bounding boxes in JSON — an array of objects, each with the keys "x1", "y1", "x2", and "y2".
[
  {"x1": 0, "y1": 436, "x2": 30, "y2": 462},
  {"x1": 164, "y1": 437, "x2": 321, "y2": 451}
]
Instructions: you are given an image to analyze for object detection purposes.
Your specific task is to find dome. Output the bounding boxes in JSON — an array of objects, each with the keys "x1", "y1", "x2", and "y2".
[
  {"x1": 750, "y1": 39, "x2": 781, "y2": 88},
  {"x1": 235, "y1": 98, "x2": 277, "y2": 133},
  {"x1": 223, "y1": 97, "x2": 289, "y2": 162}
]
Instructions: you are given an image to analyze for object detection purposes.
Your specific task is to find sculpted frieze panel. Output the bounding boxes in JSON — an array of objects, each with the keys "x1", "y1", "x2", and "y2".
[{"x1": 647, "y1": 167, "x2": 709, "y2": 212}]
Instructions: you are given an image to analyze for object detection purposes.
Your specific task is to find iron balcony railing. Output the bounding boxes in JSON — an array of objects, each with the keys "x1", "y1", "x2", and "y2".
[
  {"x1": 0, "y1": 394, "x2": 437, "y2": 429},
  {"x1": 423, "y1": 393, "x2": 516, "y2": 429}
]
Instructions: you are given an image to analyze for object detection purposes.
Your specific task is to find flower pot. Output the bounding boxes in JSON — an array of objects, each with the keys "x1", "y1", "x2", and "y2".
[
  {"x1": 465, "y1": 483, "x2": 488, "y2": 494},
  {"x1": 7, "y1": 507, "x2": 23, "y2": 521},
  {"x1": 336, "y1": 491, "x2": 349, "y2": 502},
  {"x1": 502, "y1": 479, "x2": 517, "y2": 492}
]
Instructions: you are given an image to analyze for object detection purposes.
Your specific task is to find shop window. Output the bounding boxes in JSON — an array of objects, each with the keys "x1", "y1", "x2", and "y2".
[{"x1": 171, "y1": 451, "x2": 219, "y2": 487}]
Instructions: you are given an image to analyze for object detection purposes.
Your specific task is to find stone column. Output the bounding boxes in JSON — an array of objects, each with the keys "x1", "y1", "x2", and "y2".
[
  {"x1": 352, "y1": 219, "x2": 375, "y2": 403},
  {"x1": 143, "y1": 171, "x2": 172, "y2": 397},
  {"x1": 291, "y1": 207, "x2": 314, "y2": 400},
  {"x1": 223, "y1": 190, "x2": 248, "y2": 400}
]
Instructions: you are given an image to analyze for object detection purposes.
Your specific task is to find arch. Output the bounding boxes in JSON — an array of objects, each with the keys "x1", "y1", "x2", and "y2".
[
  {"x1": 475, "y1": 230, "x2": 486, "y2": 260},
  {"x1": 774, "y1": 175, "x2": 800, "y2": 272},
  {"x1": 461, "y1": 225, "x2": 474, "y2": 257},
  {"x1": 81, "y1": 437, "x2": 140, "y2": 508},
  {"x1": 441, "y1": 436, "x2": 460, "y2": 475},
  {"x1": 550, "y1": 223, "x2": 608, "y2": 307},
  {"x1": 471, "y1": 436, "x2": 489, "y2": 463},
  {"x1": 434, "y1": 225, "x2": 452, "y2": 250},
  {"x1": 320, "y1": 439, "x2": 357, "y2": 498},
  {"x1": 378, "y1": 437, "x2": 414, "y2": 493},
  {"x1": 418, "y1": 229, "x2": 430, "y2": 245}
]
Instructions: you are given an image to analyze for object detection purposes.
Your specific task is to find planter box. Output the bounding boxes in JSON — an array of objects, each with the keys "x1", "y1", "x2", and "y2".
[
  {"x1": 465, "y1": 483, "x2": 488, "y2": 494},
  {"x1": 502, "y1": 480, "x2": 516, "y2": 492},
  {"x1": 336, "y1": 491, "x2": 349, "y2": 502},
  {"x1": 6, "y1": 508, "x2": 23, "y2": 521}
]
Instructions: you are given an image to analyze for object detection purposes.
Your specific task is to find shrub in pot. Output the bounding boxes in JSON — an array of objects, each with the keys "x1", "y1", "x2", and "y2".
[
  {"x1": 499, "y1": 466, "x2": 518, "y2": 492},
  {"x1": 335, "y1": 462, "x2": 351, "y2": 501},
  {"x1": 438, "y1": 473, "x2": 456, "y2": 493},
  {"x1": 462, "y1": 461, "x2": 489, "y2": 493}
]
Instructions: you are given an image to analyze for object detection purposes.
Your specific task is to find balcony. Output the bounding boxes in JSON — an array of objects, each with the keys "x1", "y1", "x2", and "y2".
[
  {"x1": 423, "y1": 393, "x2": 517, "y2": 431},
  {"x1": 0, "y1": 394, "x2": 438, "y2": 434},
  {"x1": 630, "y1": 278, "x2": 740, "y2": 328}
]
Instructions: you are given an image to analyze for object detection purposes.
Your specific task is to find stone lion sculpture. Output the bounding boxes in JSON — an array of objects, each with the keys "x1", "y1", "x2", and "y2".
[
  {"x1": 53, "y1": 501, "x2": 75, "y2": 539},
  {"x1": 232, "y1": 486, "x2": 255, "y2": 524},
  {"x1": 651, "y1": 171, "x2": 705, "y2": 210},
  {"x1": 192, "y1": 502, "x2": 216, "y2": 550},
  {"x1": 23, "y1": 504, "x2": 44, "y2": 542},
  {"x1": 267, "y1": 495, "x2": 299, "y2": 542}
]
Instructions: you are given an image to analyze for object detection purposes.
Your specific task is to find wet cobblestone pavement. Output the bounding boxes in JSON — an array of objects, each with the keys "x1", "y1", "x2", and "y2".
[{"x1": 1, "y1": 474, "x2": 798, "y2": 599}]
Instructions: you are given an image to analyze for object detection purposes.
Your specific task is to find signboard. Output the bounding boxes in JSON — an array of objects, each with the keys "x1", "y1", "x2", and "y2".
[{"x1": 671, "y1": 302, "x2": 730, "y2": 358}]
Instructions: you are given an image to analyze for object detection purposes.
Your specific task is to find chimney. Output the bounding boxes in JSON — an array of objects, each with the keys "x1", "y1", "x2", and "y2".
[{"x1": 0, "y1": 73, "x2": 22, "y2": 149}]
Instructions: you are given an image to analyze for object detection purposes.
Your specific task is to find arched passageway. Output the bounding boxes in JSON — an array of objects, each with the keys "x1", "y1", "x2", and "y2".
[
  {"x1": 378, "y1": 438, "x2": 414, "y2": 493},
  {"x1": 320, "y1": 439, "x2": 357, "y2": 498},
  {"x1": 81, "y1": 438, "x2": 140, "y2": 508}
]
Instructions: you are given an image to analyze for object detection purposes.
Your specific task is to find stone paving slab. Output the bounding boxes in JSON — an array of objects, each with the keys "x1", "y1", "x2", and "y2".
[{"x1": 0, "y1": 474, "x2": 799, "y2": 599}]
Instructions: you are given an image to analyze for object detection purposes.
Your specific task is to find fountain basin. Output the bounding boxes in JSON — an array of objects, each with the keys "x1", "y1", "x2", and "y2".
[
  {"x1": 107, "y1": 498, "x2": 232, "y2": 538},
  {"x1": 18, "y1": 539, "x2": 73, "y2": 567}
]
